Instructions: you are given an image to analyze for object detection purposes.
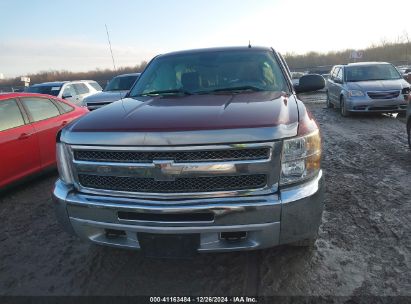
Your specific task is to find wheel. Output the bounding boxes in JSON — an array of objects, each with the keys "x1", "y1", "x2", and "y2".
[
  {"x1": 326, "y1": 91, "x2": 334, "y2": 108},
  {"x1": 340, "y1": 96, "x2": 350, "y2": 117}
]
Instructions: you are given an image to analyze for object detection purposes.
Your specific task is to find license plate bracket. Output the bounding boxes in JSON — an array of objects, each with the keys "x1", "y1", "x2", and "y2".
[{"x1": 137, "y1": 233, "x2": 200, "y2": 258}]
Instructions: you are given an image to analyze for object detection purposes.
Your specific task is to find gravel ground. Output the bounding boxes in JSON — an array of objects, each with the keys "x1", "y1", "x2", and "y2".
[{"x1": 0, "y1": 93, "x2": 410, "y2": 300}]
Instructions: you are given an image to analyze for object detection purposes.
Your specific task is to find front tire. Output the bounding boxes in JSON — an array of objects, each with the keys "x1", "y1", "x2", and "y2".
[{"x1": 340, "y1": 96, "x2": 350, "y2": 117}]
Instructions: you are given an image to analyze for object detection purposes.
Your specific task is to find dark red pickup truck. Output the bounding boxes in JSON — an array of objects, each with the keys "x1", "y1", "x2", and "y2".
[{"x1": 53, "y1": 46, "x2": 325, "y2": 258}]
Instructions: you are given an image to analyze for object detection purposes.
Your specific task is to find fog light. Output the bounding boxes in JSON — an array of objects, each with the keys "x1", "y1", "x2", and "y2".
[{"x1": 105, "y1": 229, "x2": 126, "y2": 239}]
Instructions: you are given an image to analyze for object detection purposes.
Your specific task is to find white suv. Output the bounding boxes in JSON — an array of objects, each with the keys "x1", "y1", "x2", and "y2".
[{"x1": 27, "y1": 80, "x2": 102, "y2": 106}]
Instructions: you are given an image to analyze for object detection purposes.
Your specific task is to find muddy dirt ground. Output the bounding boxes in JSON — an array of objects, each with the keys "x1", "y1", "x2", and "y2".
[{"x1": 0, "y1": 94, "x2": 410, "y2": 300}]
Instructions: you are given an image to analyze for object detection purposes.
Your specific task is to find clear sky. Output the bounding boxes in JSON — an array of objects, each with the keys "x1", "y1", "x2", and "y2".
[{"x1": 0, "y1": 0, "x2": 410, "y2": 77}]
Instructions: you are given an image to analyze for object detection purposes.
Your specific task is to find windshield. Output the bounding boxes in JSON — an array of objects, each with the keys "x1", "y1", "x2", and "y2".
[
  {"x1": 26, "y1": 85, "x2": 61, "y2": 96},
  {"x1": 105, "y1": 75, "x2": 139, "y2": 91},
  {"x1": 89, "y1": 81, "x2": 103, "y2": 91},
  {"x1": 345, "y1": 64, "x2": 401, "y2": 82},
  {"x1": 129, "y1": 50, "x2": 288, "y2": 97}
]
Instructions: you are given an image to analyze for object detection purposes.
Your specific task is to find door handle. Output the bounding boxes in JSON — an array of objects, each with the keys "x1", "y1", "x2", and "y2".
[
  {"x1": 61, "y1": 121, "x2": 68, "y2": 126},
  {"x1": 18, "y1": 133, "x2": 31, "y2": 140}
]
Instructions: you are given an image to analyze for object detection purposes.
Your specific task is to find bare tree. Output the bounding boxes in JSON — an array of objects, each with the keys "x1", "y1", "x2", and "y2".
[{"x1": 402, "y1": 31, "x2": 410, "y2": 65}]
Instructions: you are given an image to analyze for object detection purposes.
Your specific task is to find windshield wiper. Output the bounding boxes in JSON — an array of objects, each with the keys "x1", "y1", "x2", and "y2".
[
  {"x1": 137, "y1": 89, "x2": 192, "y2": 96},
  {"x1": 348, "y1": 78, "x2": 398, "y2": 82},
  {"x1": 368, "y1": 78, "x2": 399, "y2": 81},
  {"x1": 196, "y1": 85, "x2": 265, "y2": 94}
]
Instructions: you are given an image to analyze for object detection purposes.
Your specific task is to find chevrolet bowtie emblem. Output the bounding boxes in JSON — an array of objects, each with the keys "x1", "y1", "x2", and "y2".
[
  {"x1": 152, "y1": 160, "x2": 182, "y2": 181},
  {"x1": 96, "y1": 165, "x2": 112, "y2": 174}
]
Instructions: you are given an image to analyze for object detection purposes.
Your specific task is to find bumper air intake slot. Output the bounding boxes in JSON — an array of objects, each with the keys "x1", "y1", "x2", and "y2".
[{"x1": 118, "y1": 211, "x2": 214, "y2": 222}]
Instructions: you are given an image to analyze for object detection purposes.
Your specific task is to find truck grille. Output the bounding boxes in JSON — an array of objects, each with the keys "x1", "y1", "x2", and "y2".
[
  {"x1": 78, "y1": 174, "x2": 267, "y2": 193},
  {"x1": 74, "y1": 148, "x2": 270, "y2": 163},
  {"x1": 367, "y1": 90, "x2": 400, "y2": 99},
  {"x1": 71, "y1": 143, "x2": 279, "y2": 198}
]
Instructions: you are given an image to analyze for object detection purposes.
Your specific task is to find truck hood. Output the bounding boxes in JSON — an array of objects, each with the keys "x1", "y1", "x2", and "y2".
[
  {"x1": 63, "y1": 91, "x2": 300, "y2": 145},
  {"x1": 346, "y1": 79, "x2": 409, "y2": 91},
  {"x1": 83, "y1": 90, "x2": 128, "y2": 103}
]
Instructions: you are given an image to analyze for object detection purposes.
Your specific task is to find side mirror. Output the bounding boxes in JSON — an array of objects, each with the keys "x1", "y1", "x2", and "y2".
[
  {"x1": 294, "y1": 74, "x2": 325, "y2": 94},
  {"x1": 62, "y1": 94, "x2": 72, "y2": 99}
]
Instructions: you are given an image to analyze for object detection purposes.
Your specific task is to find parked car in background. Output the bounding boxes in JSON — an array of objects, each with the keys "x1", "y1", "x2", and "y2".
[
  {"x1": 308, "y1": 68, "x2": 331, "y2": 76},
  {"x1": 26, "y1": 80, "x2": 102, "y2": 106},
  {"x1": 397, "y1": 66, "x2": 411, "y2": 75},
  {"x1": 405, "y1": 71, "x2": 411, "y2": 84},
  {"x1": 53, "y1": 46, "x2": 326, "y2": 257},
  {"x1": 0, "y1": 93, "x2": 88, "y2": 188},
  {"x1": 397, "y1": 66, "x2": 411, "y2": 83},
  {"x1": 290, "y1": 72, "x2": 305, "y2": 85},
  {"x1": 0, "y1": 86, "x2": 24, "y2": 93},
  {"x1": 82, "y1": 73, "x2": 141, "y2": 110},
  {"x1": 326, "y1": 62, "x2": 410, "y2": 116},
  {"x1": 407, "y1": 94, "x2": 411, "y2": 149}
]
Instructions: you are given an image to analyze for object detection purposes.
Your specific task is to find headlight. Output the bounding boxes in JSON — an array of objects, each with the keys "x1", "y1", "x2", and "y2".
[
  {"x1": 348, "y1": 90, "x2": 364, "y2": 97},
  {"x1": 280, "y1": 130, "x2": 321, "y2": 186},
  {"x1": 56, "y1": 143, "x2": 73, "y2": 184}
]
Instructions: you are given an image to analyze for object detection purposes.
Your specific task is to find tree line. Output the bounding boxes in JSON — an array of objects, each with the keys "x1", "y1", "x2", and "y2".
[
  {"x1": 1, "y1": 40, "x2": 410, "y2": 89},
  {"x1": 284, "y1": 41, "x2": 411, "y2": 72},
  {"x1": 0, "y1": 61, "x2": 148, "y2": 89}
]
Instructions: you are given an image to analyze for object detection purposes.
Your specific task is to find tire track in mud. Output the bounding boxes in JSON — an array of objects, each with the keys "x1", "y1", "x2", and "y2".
[
  {"x1": 242, "y1": 251, "x2": 261, "y2": 296},
  {"x1": 75, "y1": 249, "x2": 252, "y2": 295},
  {"x1": 258, "y1": 96, "x2": 410, "y2": 297},
  {"x1": 304, "y1": 99, "x2": 410, "y2": 296}
]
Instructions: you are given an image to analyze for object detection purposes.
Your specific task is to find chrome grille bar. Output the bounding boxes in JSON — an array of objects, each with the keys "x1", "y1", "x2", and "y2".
[{"x1": 74, "y1": 147, "x2": 270, "y2": 163}]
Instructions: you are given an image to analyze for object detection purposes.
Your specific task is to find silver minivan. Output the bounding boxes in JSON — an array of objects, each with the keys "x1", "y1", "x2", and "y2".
[{"x1": 326, "y1": 62, "x2": 410, "y2": 116}]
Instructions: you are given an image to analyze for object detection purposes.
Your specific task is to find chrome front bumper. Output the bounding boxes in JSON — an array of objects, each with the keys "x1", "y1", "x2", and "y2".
[
  {"x1": 52, "y1": 171, "x2": 324, "y2": 252},
  {"x1": 347, "y1": 96, "x2": 408, "y2": 112}
]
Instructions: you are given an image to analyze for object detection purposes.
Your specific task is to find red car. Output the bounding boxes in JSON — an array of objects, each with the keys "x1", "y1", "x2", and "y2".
[{"x1": 0, "y1": 93, "x2": 88, "y2": 188}]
